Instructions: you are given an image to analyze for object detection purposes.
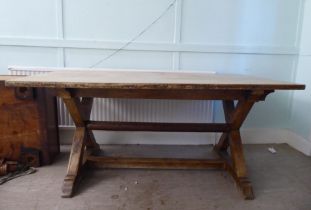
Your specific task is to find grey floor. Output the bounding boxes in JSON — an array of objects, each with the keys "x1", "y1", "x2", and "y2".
[{"x1": 0, "y1": 144, "x2": 311, "y2": 210}]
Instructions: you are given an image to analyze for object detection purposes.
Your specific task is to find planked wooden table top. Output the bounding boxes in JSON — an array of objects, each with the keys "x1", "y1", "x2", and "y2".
[
  {"x1": 0, "y1": 75, "x2": 24, "y2": 85},
  {"x1": 0, "y1": 75, "x2": 24, "y2": 81},
  {"x1": 5, "y1": 68, "x2": 305, "y2": 90}
]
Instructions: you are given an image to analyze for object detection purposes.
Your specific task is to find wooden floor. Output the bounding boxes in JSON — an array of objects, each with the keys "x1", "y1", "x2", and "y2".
[{"x1": 0, "y1": 144, "x2": 311, "y2": 210}]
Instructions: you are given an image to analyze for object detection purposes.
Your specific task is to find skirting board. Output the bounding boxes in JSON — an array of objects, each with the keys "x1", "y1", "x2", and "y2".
[
  {"x1": 240, "y1": 128, "x2": 311, "y2": 156},
  {"x1": 59, "y1": 127, "x2": 311, "y2": 156}
]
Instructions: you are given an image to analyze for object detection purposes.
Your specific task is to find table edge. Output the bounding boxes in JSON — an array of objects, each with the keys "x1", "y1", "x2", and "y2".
[{"x1": 5, "y1": 80, "x2": 306, "y2": 90}]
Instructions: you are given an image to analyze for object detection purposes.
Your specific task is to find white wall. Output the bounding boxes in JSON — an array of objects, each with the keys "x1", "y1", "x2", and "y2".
[
  {"x1": 0, "y1": 0, "x2": 307, "y2": 148},
  {"x1": 291, "y1": 0, "x2": 311, "y2": 146}
]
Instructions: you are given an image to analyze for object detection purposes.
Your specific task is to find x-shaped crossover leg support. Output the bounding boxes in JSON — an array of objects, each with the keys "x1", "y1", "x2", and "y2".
[
  {"x1": 58, "y1": 89, "x2": 100, "y2": 198},
  {"x1": 214, "y1": 90, "x2": 272, "y2": 200}
]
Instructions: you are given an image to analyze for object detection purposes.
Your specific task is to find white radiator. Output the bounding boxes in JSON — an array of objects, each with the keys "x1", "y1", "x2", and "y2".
[{"x1": 9, "y1": 67, "x2": 214, "y2": 128}]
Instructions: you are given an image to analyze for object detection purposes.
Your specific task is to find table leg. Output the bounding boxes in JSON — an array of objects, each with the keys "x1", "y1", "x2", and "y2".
[
  {"x1": 58, "y1": 90, "x2": 99, "y2": 197},
  {"x1": 79, "y1": 97, "x2": 100, "y2": 151},
  {"x1": 228, "y1": 130, "x2": 254, "y2": 199},
  {"x1": 62, "y1": 127, "x2": 87, "y2": 198},
  {"x1": 85, "y1": 129, "x2": 100, "y2": 152},
  {"x1": 214, "y1": 91, "x2": 270, "y2": 200},
  {"x1": 214, "y1": 100, "x2": 234, "y2": 151}
]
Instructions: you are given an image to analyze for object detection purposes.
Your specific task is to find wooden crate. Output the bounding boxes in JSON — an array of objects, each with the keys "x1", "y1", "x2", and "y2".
[{"x1": 0, "y1": 75, "x2": 59, "y2": 166}]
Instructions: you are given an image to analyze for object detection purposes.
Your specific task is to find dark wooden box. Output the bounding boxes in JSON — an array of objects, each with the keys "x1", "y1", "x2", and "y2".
[{"x1": 0, "y1": 76, "x2": 59, "y2": 166}]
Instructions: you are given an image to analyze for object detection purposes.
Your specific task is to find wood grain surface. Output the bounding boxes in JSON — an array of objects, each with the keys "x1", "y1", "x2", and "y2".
[
  {"x1": 0, "y1": 75, "x2": 24, "y2": 81},
  {"x1": 0, "y1": 76, "x2": 59, "y2": 165},
  {"x1": 0, "y1": 76, "x2": 41, "y2": 161},
  {"x1": 5, "y1": 69, "x2": 305, "y2": 90}
]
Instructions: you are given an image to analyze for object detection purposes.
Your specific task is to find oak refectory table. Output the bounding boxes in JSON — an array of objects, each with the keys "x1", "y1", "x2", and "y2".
[{"x1": 5, "y1": 69, "x2": 305, "y2": 200}]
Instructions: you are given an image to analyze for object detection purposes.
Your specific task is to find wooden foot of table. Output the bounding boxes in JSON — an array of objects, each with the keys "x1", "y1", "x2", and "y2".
[
  {"x1": 61, "y1": 127, "x2": 87, "y2": 198},
  {"x1": 217, "y1": 148, "x2": 254, "y2": 199},
  {"x1": 239, "y1": 179, "x2": 254, "y2": 200},
  {"x1": 62, "y1": 175, "x2": 76, "y2": 198}
]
